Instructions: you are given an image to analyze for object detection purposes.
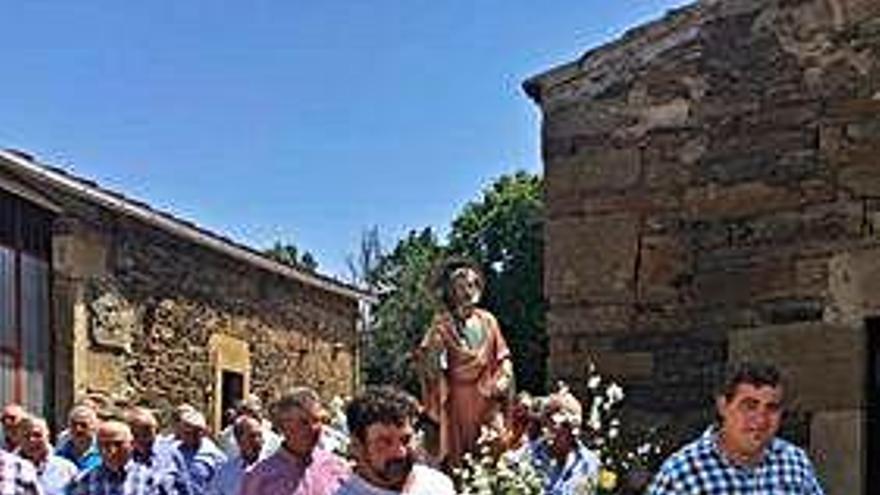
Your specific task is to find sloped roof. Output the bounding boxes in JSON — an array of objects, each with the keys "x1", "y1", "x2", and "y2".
[{"x1": 0, "y1": 148, "x2": 375, "y2": 304}]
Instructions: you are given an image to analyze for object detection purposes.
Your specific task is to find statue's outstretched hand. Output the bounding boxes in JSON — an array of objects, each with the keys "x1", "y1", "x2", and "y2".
[{"x1": 493, "y1": 359, "x2": 515, "y2": 397}]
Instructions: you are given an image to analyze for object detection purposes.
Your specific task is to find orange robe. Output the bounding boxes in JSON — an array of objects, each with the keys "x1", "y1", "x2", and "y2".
[{"x1": 419, "y1": 308, "x2": 511, "y2": 466}]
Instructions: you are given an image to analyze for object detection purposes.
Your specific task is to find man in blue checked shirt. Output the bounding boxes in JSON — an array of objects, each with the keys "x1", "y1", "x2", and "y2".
[
  {"x1": 648, "y1": 362, "x2": 824, "y2": 494},
  {"x1": 127, "y1": 408, "x2": 193, "y2": 495},
  {"x1": 68, "y1": 420, "x2": 160, "y2": 495}
]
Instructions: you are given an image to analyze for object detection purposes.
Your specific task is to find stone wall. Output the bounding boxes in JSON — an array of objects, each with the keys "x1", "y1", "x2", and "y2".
[
  {"x1": 47, "y1": 189, "x2": 360, "y2": 431},
  {"x1": 527, "y1": 0, "x2": 880, "y2": 491}
]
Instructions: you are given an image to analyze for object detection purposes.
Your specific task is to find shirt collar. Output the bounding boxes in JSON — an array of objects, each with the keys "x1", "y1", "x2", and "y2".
[
  {"x1": 278, "y1": 444, "x2": 313, "y2": 467},
  {"x1": 99, "y1": 459, "x2": 135, "y2": 482},
  {"x1": 705, "y1": 425, "x2": 779, "y2": 469}
]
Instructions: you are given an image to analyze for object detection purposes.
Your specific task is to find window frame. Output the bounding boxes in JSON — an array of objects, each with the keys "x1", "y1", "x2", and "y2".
[{"x1": 0, "y1": 189, "x2": 53, "y2": 414}]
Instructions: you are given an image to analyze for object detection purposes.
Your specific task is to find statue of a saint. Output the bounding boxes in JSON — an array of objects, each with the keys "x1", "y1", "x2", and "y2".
[{"x1": 415, "y1": 259, "x2": 515, "y2": 466}]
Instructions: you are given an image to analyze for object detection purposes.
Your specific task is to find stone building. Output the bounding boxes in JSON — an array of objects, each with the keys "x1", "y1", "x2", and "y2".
[
  {"x1": 0, "y1": 148, "x2": 373, "y2": 432},
  {"x1": 525, "y1": 0, "x2": 880, "y2": 492}
]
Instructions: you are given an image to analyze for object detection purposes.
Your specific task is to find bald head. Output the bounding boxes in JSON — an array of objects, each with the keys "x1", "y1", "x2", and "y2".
[
  {"x1": 1, "y1": 404, "x2": 25, "y2": 424},
  {"x1": 98, "y1": 421, "x2": 133, "y2": 472},
  {"x1": 233, "y1": 415, "x2": 264, "y2": 464},
  {"x1": 19, "y1": 416, "x2": 50, "y2": 462},
  {"x1": 1, "y1": 404, "x2": 26, "y2": 450},
  {"x1": 125, "y1": 407, "x2": 159, "y2": 456}
]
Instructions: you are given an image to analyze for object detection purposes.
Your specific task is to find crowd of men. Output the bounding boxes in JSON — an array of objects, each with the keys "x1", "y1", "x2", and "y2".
[
  {"x1": 0, "y1": 361, "x2": 826, "y2": 494},
  {"x1": 0, "y1": 385, "x2": 459, "y2": 495}
]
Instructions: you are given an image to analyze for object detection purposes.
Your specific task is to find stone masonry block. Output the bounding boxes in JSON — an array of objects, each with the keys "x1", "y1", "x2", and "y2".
[
  {"x1": 684, "y1": 182, "x2": 802, "y2": 219},
  {"x1": 638, "y1": 234, "x2": 690, "y2": 303},
  {"x1": 810, "y1": 409, "x2": 863, "y2": 495},
  {"x1": 729, "y1": 322, "x2": 865, "y2": 410},
  {"x1": 546, "y1": 146, "x2": 641, "y2": 196},
  {"x1": 828, "y1": 247, "x2": 880, "y2": 325},
  {"x1": 547, "y1": 304, "x2": 634, "y2": 337},
  {"x1": 545, "y1": 214, "x2": 639, "y2": 304},
  {"x1": 594, "y1": 350, "x2": 654, "y2": 381}
]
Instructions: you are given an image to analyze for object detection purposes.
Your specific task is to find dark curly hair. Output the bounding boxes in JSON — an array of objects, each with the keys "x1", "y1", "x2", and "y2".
[
  {"x1": 718, "y1": 361, "x2": 783, "y2": 400},
  {"x1": 346, "y1": 386, "x2": 420, "y2": 442}
]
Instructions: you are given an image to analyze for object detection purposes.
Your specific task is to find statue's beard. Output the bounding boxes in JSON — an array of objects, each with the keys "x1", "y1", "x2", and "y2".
[{"x1": 377, "y1": 454, "x2": 414, "y2": 488}]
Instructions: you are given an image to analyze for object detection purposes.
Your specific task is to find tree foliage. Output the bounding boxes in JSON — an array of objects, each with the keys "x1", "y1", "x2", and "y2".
[
  {"x1": 362, "y1": 228, "x2": 444, "y2": 393},
  {"x1": 362, "y1": 171, "x2": 547, "y2": 395},
  {"x1": 264, "y1": 241, "x2": 319, "y2": 272}
]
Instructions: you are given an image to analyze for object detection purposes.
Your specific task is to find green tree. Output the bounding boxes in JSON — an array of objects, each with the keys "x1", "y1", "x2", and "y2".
[
  {"x1": 448, "y1": 171, "x2": 546, "y2": 393},
  {"x1": 264, "y1": 241, "x2": 319, "y2": 272},
  {"x1": 362, "y1": 228, "x2": 443, "y2": 392},
  {"x1": 361, "y1": 171, "x2": 546, "y2": 395}
]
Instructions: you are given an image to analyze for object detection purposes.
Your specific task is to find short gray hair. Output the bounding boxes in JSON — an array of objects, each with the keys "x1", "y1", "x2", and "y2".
[{"x1": 271, "y1": 387, "x2": 321, "y2": 421}]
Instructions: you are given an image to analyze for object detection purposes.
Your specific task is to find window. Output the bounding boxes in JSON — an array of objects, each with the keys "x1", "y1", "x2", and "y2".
[{"x1": 0, "y1": 189, "x2": 52, "y2": 416}]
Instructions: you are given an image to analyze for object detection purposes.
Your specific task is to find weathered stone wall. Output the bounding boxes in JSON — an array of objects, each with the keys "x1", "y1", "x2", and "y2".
[
  {"x1": 528, "y1": 0, "x2": 880, "y2": 491},
  {"x1": 112, "y1": 219, "x2": 358, "y2": 417},
  {"x1": 45, "y1": 187, "x2": 360, "y2": 431}
]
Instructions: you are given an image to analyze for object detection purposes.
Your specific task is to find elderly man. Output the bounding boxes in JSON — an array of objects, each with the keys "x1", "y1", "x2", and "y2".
[
  {"x1": 174, "y1": 409, "x2": 226, "y2": 494},
  {"x1": 217, "y1": 396, "x2": 280, "y2": 459},
  {"x1": 68, "y1": 421, "x2": 158, "y2": 495},
  {"x1": 126, "y1": 407, "x2": 193, "y2": 495},
  {"x1": 241, "y1": 387, "x2": 349, "y2": 495},
  {"x1": 18, "y1": 416, "x2": 78, "y2": 495},
  {"x1": 209, "y1": 415, "x2": 266, "y2": 495},
  {"x1": 1, "y1": 404, "x2": 26, "y2": 453},
  {"x1": 649, "y1": 362, "x2": 824, "y2": 494},
  {"x1": 335, "y1": 387, "x2": 455, "y2": 495},
  {"x1": 55, "y1": 406, "x2": 101, "y2": 471},
  {"x1": 529, "y1": 386, "x2": 600, "y2": 495},
  {"x1": 0, "y1": 448, "x2": 42, "y2": 495}
]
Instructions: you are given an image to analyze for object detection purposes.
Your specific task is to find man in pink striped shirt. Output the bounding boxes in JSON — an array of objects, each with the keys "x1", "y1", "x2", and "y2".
[{"x1": 240, "y1": 388, "x2": 349, "y2": 495}]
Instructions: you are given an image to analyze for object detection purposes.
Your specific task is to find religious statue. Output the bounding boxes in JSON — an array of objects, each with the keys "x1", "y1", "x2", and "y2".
[{"x1": 415, "y1": 258, "x2": 515, "y2": 466}]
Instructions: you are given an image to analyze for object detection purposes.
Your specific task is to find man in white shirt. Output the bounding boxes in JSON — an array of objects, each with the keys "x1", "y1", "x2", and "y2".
[
  {"x1": 18, "y1": 416, "x2": 78, "y2": 495},
  {"x1": 208, "y1": 416, "x2": 265, "y2": 495},
  {"x1": 216, "y1": 396, "x2": 280, "y2": 459},
  {"x1": 334, "y1": 387, "x2": 454, "y2": 495}
]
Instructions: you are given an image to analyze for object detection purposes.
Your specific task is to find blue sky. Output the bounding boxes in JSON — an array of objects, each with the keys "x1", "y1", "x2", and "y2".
[{"x1": 2, "y1": 1, "x2": 690, "y2": 278}]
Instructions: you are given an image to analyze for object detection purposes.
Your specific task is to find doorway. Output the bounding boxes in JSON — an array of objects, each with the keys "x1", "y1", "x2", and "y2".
[
  {"x1": 220, "y1": 370, "x2": 244, "y2": 428},
  {"x1": 866, "y1": 317, "x2": 880, "y2": 494}
]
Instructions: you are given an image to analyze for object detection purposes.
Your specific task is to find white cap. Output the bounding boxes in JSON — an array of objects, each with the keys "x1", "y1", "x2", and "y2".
[{"x1": 179, "y1": 409, "x2": 207, "y2": 430}]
